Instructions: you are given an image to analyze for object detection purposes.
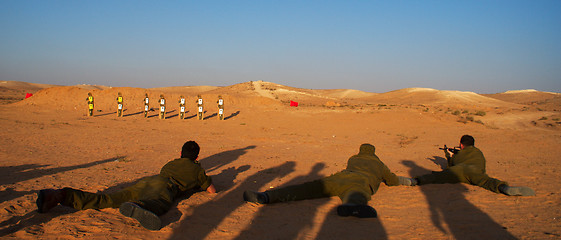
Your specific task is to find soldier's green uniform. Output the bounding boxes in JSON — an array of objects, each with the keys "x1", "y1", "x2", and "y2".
[
  {"x1": 265, "y1": 144, "x2": 400, "y2": 205},
  {"x1": 416, "y1": 145, "x2": 506, "y2": 193},
  {"x1": 59, "y1": 157, "x2": 212, "y2": 215}
]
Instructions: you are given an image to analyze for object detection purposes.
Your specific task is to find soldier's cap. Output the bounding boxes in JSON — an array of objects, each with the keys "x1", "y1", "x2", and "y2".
[{"x1": 358, "y1": 144, "x2": 375, "y2": 155}]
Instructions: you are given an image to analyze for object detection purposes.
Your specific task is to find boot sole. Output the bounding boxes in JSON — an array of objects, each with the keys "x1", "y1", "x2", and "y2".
[
  {"x1": 243, "y1": 191, "x2": 267, "y2": 203},
  {"x1": 36, "y1": 190, "x2": 46, "y2": 213},
  {"x1": 504, "y1": 186, "x2": 536, "y2": 196},
  {"x1": 119, "y1": 202, "x2": 161, "y2": 230},
  {"x1": 337, "y1": 204, "x2": 377, "y2": 218}
]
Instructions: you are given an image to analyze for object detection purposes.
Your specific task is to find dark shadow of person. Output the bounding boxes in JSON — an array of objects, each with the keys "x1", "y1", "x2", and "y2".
[
  {"x1": 185, "y1": 114, "x2": 197, "y2": 120},
  {"x1": 123, "y1": 111, "x2": 144, "y2": 117},
  {"x1": 199, "y1": 146, "x2": 257, "y2": 173},
  {"x1": 0, "y1": 156, "x2": 122, "y2": 237},
  {"x1": 0, "y1": 157, "x2": 123, "y2": 203},
  {"x1": 233, "y1": 163, "x2": 334, "y2": 240},
  {"x1": 203, "y1": 113, "x2": 217, "y2": 120},
  {"x1": 168, "y1": 161, "x2": 296, "y2": 240},
  {"x1": 427, "y1": 156, "x2": 448, "y2": 170},
  {"x1": 316, "y1": 206, "x2": 388, "y2": 240},
  {"x1": 224, "y1": 111, "x2": 240, "y2": 120},
  {"x1": 401, "y1": 160, "x2": 517, "y2": 240},
  {"x1": 94, "y1": 111, "x2": 117, "y2": 117}
]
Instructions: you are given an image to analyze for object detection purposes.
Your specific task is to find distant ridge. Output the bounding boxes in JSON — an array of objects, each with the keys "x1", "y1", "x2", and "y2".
[{"x1": 2, "y1": 80, "x2": 559, "y2": 110}]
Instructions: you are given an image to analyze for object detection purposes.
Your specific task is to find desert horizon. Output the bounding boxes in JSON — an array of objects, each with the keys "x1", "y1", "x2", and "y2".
[{"x1": 1, "y1": 80, "x2": 560, "y2": 239}]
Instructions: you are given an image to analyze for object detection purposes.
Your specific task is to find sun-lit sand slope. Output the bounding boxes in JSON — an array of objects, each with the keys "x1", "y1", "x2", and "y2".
[{"x1": 1, "y1": 80, "x2": 560, "y2": 239}]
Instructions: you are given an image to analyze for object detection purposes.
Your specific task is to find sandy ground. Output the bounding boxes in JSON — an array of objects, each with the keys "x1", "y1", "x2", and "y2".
[{"x1": 0, "y1": 81, "x2": 560, "y2": 239}]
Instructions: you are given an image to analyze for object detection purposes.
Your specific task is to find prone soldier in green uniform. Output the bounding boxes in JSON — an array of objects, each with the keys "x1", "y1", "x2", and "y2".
[
  {"x1": 217, "y1": 95, "x2": 224, "y2": 120},
  {"x1": 116, "y1": 92, "x2": 124, "y2": 117},
  {"x1": 179, "y1": 95, "x2": 186, "y2": 119},
  {"x1": 196, "y1": 95, "x2": 204, "y2": 120},
  {"x1": 243, "y1": 143, "x2": 411, "y2": 218},
  {"x1": 159, "y1": 94, "x2": 166, "y2": 120},
  {"x1": 36, "y1": 141, "x2": 217, "y2": 230},
  {"x1": 402, "y1": 135, "x2": 535, "y2": 196},
  {"x1": 143, "y1": 93, "x2": 149, "y2": 118},
  {"x1": 86, "y1": 92, "x2": 94, "y2": 117}
]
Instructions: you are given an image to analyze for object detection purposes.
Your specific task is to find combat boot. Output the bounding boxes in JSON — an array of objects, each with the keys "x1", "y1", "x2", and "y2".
[
  {"x1": 243, "y1": 190, "x2": 269, "y2": 204},
  {"x1": 119, "y1": 202, "x2": 162, "y2": 230},
  {"x1": 337, "y1": 204, "x2": 377, "y2": 218},
  {"x1": 36, "y1": 189, "x2": 65, "y2": 213},
  {"x1": 499, "y1": 185, "x2": 536, "y2": 196},
  {"x1": 398, "y1": 176, "x2": 418, "y2": 186}
]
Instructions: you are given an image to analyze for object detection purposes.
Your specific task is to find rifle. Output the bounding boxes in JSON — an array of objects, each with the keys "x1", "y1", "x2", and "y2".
[{"x1": 439, "y1": 145, "x2": 460, "y2": 154}]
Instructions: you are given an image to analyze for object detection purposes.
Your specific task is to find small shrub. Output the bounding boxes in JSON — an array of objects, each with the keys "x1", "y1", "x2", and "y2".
[
  {"x1": 474, "y1": 111, "x2": 486, "y2": 116},
  {"x1": 457, "y1": 117, "x2": 468, "y2": 124},
  {"x1": 462, "y1": 110, "x2": 469, "y2": 114},
  {"x1": 466, "y1": 116, "x2": 474, "y2": 122},
  {"x1": 539, "y1": 117, "x2": 548, "y2": 120},
  {"x1": 452, "y1": 110, "x2": 461, "y2": 116}
]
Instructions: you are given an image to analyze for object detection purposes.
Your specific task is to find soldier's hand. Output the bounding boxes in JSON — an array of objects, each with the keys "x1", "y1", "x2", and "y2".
[{"x1": 444, "y1": 148, "x2": 451, "y2": 159}]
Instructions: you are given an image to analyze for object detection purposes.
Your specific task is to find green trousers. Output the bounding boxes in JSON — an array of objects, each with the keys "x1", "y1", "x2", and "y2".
[
  {"x1": 417, "y1": 164, "x2": 507, "y2": 193},
  {"x1": 265, "y1": 171, "x2": 372, "y2": 205},
  {"x1": 61, "y1": 176, "x2": 178, "y2": 216}
]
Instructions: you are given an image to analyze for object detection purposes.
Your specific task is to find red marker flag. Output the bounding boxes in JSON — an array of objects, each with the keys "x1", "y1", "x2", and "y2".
[
  {"x1": 25, "y1": 93, "x2": 33, "y2": 99},
  {"x1": 290, "y1": 100, "x2": 298, "y2": 107}
]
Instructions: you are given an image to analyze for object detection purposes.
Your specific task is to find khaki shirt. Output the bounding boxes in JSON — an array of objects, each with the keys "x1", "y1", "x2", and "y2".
[
  {"x1": 159, "y1": 158, "x2": 213, "y2": 192},
  {"x1": 448, "y1": 145, "x2": 486, "y2": 173},
  {"x1": 345, "y1": 152, "x2": 400, "y2": 192}
]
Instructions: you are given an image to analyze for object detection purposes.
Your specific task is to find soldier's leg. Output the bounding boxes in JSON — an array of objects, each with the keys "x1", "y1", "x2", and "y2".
[
  {"x1": 119, "y1": 177, "x2": 175, "y2": 230},
  {"x1": 60, "y1": 176, "x2": 158, "y2": 210},
  {"x1": 337, "y1": 190, "x2": 377, "y2": 218},
  {"x1": 264, "y1": 179, "x2": 331, "y2": 203},
  {"x1": 463, "y1": 165, "x2": 507, "y2": 193},
  {"x1": 136, "y1": 181, "x2": 175, "y2": 215},
  {"x1": 61, "y1": 187, "x2": 135, "y2": 210},
  {"x1": 332, "y1": 173, "x2": 377, "y2": 218}
]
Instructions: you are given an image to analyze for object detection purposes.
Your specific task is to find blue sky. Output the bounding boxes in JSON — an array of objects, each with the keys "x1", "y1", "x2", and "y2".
[{"x1": 1, "y1": 1, "x2": 560, "y2": 93}]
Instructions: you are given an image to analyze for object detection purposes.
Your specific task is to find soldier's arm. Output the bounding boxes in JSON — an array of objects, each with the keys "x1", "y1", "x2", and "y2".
[{"x1": 381, "y1": 164, "x2": 400, "y2": 186}]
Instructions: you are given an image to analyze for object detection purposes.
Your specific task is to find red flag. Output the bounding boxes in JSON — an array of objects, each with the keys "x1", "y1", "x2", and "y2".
[
  {"x1": 290, "y1": 100, "x2": 298, "y2": 107},
  {"x1": 25, "y1": 93, "x2": 33, "y2": 99}
]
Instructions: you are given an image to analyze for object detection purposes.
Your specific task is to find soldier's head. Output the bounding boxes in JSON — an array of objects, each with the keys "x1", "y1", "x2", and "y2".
[
  {"x1": 460, "y1": 135, "x2": 475, "y2": 149},
  {"x1": 358, "y1": 143, "x2": 376, "y2": 156},
  {"x1": 218, "y1": 95, "x2": 222, "y2": 98},
  {"x1": 181, "y1": 141, "x2": 200, "y2": 160},
  {"x1": 118, "y1": 92, "x2": 122, "y2": 96},
  {"x1": 88, "y1": 92, "x2": 92, "y2": 96},
  {"x1": 145, "y1": 93, "x2": 148, "y2": 97},
  {"x1": 160, "y1": 94, "x2": 164, "y2": 98}
]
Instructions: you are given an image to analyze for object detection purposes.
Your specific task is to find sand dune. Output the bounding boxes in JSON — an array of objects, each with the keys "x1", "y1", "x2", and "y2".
[
  {"x1": 1, "y1": 80, "x2": 560, "y2": 239},
  {"x1": 484, "y1": 89, "x2": 561, "y2": 111}
]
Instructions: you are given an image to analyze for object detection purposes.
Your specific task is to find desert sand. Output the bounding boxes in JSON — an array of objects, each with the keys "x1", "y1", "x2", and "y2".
[{"x1": 0, "y1": 80, "x2": 560, "y2": 239}]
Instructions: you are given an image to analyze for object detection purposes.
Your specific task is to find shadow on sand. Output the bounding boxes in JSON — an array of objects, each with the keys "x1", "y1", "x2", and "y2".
[
  {"x1": 168, "y1": 161, "x2": 296, "y2": 240},
  {"x1": 401, "y1": 159, "x2": 516, "y2": 240},
  {"x1": 0, "y1": 156, "x2": 124, "y2": 237}
]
